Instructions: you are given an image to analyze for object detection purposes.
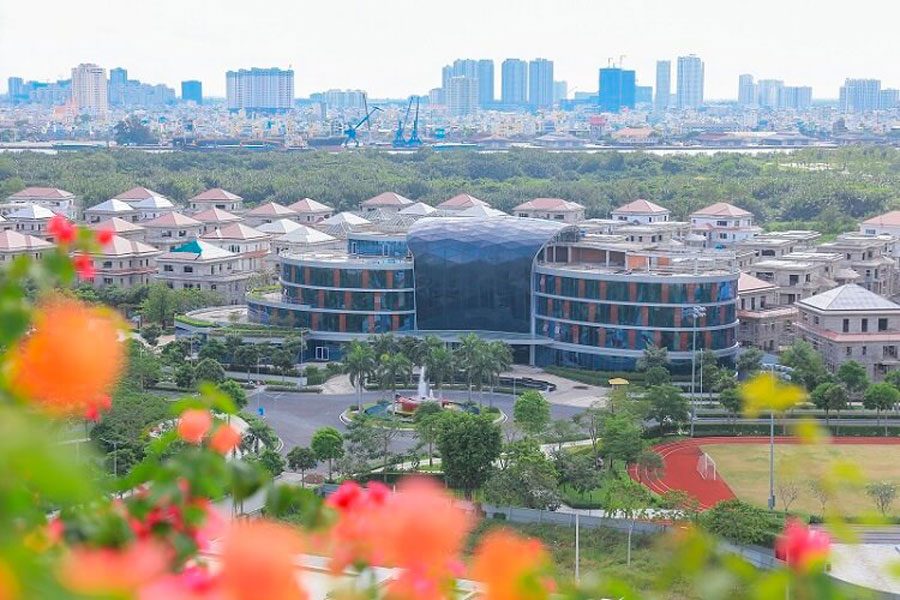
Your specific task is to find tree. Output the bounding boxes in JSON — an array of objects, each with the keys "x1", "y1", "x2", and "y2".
[
  {"x1": 863, "y1": 382, "x2": 899, "y2": 434},
  {"x1": 223, "y1": 334, "x2": 244, "y2": 363},
  {"x1": 194, "y1": 358, "x2": 226, "y2": 385},
  {"x1": 339, "y1": 417, "x2": 381, "y2": 477},
  {"x1": 125, "y1": 341, "x2": 162, "y2": 390},
  {"x1": 258, "y1": 448, "x2": 286, "y2": 477},
  {"x1": 637, "y1": 345, "x2": 668, "y2": 371},
  {"x1": 217, "y1": 379, "x2": 248, "y2": 410},
  {"x1": 636, "y1": 450, "x2": 664, "y2": 482},
  {"x1": 883, "y1": 369, "x2": 900, "y2": 392},
  {"x1": 141, "y1": 284, "x2": 179, "y2": 327},
  {"x1": 837, "y1": 360, "x2": 869, "y2": 402},
  {"x1": 554, "y1": 450, "x2": 601, "y2": 496},
  {"x1": 311, "y1": 427, "x2": 344, "y2": 481},
  {"x1": 370, "y1": 333, "x2": 397, "y2": 359},
  {"x1": 343, "y1": 341, "x2": 376, "y2": 410},
  {"x1": 643, "y1": 366, "x2": 671, "y2": 387},
  {"x1": 646, "y1": 384, "x2": 689, "y2": 434},
  {"x1": 513, "y1": 390, "x2": 551, "y2": 437},
  {"x1": 602, "y1": 413, "x2": 642, "y2": 470},
  {"x1": 776, "y1": 475, "x2": 801, "y2": 513},
  {"x1": 436, "y1": 412, "x2": 502, "y2": 498},
  {"x1": 483, "y1": 440, "x2": 560, "y2": 510},
  {"x1": 368, "y1": 416, "x2": 402, "y2": 481},
  {"x1": 113, "y1": 115, "x2": 159, "y2": 145},
  {"x1": 286, "y1": 447, "x2": 317, "y2": 484},
  {"x1": 810, "y1": 382, "x2": 849, "y2": 429},
  {"x1": 603, "y1": 479, "x2": 649, "y2": 566},
  {"x1": 376, "y1": 352, "x2": 412, "y2": 399},
  {"x1": 736, "y1": 347, "x2": 764, "y2": 377},
  {"x1": 781, "y1": 341, "x2": 829, "y2": 391},
  {"x1": 719, "y1": 388, "x2": 743, "y2": 433},
  {"x1": 866, "y1": 481, "x2": 897, "y2": 516},
  {"x1": 174, "y1": 363, "x2": 195, "y2": 389},
  {"x1": 485, "y1": 341, "x2": 513, "y2": 400},
  {"x1": 413, "y1": 401, "x2": 443, "y2": 466},
  {"x1": 545, "y1": 419, "x2": 578, "y2": 454},
  {"x1": 240, "y1": 419, "x2": 277, "y2": 455},
  {"x1": 699, "y1": 499, "x2": 784, "y2": 546},
  {"x1": 808, "y1": 480, "x2": 829, "y2": 516},
  {"x1": 271, "y1": 348, "x2": 296, "y2": 381},
  {"x1": 424, "y1": 344, "x2": 455, "y2": 393},
  {"x1": 198, "y1": 339, "x2": 227, "y2": 362},
  {"x1": 456, "y1": 333, "x2": 486, "y2": 404},
  {"x1": 233, "y1": 344, "x2": 260, "y2": 382},
  {"x1": 140, "y1": 324, "x2": 162, "y2": 347},
  {"x1": 574, "y1": 402, "x2": 607, "y2": 456}
]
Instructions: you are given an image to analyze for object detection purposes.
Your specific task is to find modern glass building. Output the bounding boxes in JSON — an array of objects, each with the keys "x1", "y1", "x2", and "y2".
[{"x1": 248, "y1": 216, "x2": 740, "y2": 368}]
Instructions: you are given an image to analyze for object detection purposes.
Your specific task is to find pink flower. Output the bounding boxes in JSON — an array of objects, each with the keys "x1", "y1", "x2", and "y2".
[
  {"x1": 178, "y1": 409, "x2": 212, "y2": 444},
  {"x1": 48, "y1": 215, "x2": 76, "y2": 244},
  {"x1": 73, "y1": 254, "x2": 95, "y2": 279},
  {"x1": 776, "y1": 520, "x2": 830, "y2": 571},
  {"x1": 96, "y1": 229, "x2": 114, "y2": 245}
]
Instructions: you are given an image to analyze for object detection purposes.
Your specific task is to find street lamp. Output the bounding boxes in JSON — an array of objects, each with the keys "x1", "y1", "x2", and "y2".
[
  {"x1": 683, "y1": 305, "x2": 707, "y2": 437},
  {"x1": 768, "y1": 410, "x2": 776, "y2": 510}
]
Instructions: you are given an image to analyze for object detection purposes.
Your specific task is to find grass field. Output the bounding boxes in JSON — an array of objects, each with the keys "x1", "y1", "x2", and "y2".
[{"x1": 700, "y1": 443, "x2": 900, "y2": 517}]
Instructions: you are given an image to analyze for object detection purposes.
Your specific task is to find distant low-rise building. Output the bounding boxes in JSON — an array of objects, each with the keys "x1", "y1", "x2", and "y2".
[
  {"x1": 360, "y1": 192, "x2": 413, "y2": 216},
  {"x1": 737, "y1": 230, "x2": 820, "y2": 261},
  {"x1": 0, "y1": 230, "x2": 54, "y2": 263},
  {"x1": 816, "y1": 233, "x2": 898, "y2": 298},
  {"x1": 79, "y1": 236, "x2": 160, "y2": 289},
  {"x1": 797, "y1": 284, "x2": 900, "y2": 380},
  {"x1": 84, "y1": 199, "x2": 138, "y2": 224},
  {"x1": 610, "y1": 199, "x2": 670, "y2": 224},
  {"x1": 88, "y1": 217, "x2": 146, "y2": 242},
  {"x1": 192, "y1": 208, "x2": 243, "y2": 235},
  {"x1": 156, "y1": 240, "x2": 250, "y2": 304},
  {"x1": 187, "y1": 188, "x2": 243, "y2": 213},
  {"x1": 4, "y1": 187, "x2": 77, "y2": 220},
  {"x1": 690, "y1": 202, "x2": 761, "y2": 247},
  {"x1": 513, "y1": 198, "x2": 586, "y2": 223},
  {"x1": 435, "y1": 194, "x2": 488, "y2": 213},
  {"x1": 860, "y1": 210, "x2": 900, "y2": 256},
  {"x1": 6, "y1": 204, "x2": 56, "y2": 241},
  {"x1": 243, "y1": 202, "x2": 298, "y2": 227},
  {"x1": 748, "y1": 258, "x2": 836, "y2": 305},
  {"x1": 287, "y1": 198, "x2": 333, "y2": 224},
  {"x1": 201, "y1": 223, "x2": 271, "y2": 273},
  {"x1": 113, "y1": 187, "x2": 177, "y2": 221},
  {"x1": 737, "y1": 272, "x2": 797, "y2": 352},
  {"x1": 141, "y1": 212, "x2": 204, "y2": 251}
]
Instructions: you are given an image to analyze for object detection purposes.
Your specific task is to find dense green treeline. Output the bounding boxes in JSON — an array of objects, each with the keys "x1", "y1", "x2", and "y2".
[{"x1": 1, "y1": 146, "x2": 898, "y2": 225}]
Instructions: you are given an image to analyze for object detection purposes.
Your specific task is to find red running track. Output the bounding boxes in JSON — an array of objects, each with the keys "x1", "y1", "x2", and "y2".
[{"x1": 628, "y1": 437, "x2": 900, "y2": 510}]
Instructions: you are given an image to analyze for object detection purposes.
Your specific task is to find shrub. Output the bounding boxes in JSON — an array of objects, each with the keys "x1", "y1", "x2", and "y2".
[{"x1": 700, "y1": 499, "x2": 784, "y2": 546}]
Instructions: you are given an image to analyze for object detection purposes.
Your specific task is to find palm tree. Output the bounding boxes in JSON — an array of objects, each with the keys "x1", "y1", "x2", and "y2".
[
  {"x1": 486, "y1": 341, "x2": 513, "y2": 406},
  {"x1": 370, "y1": 333, "x2": 397, "y2": 359},
  {"x1": 456, "y1": 333, "x2": 486, "y2": 404},
  {"x1": 240, "y1": 420, "x2": 276, "y2": 455},
  {"x1": 377, "y1": 352, "x2": 413, "y2": 400},
  {"x1": 344, "y1": 341, "x2": 376, "y2": 411},
  {"x1": 425, "y1": 344, "x2": 455, "y2": 396}
]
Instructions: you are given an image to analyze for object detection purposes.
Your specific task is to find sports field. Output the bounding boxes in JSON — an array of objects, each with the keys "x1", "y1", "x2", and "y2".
[{"x1": 701, "y1": 442, "x2": 900, "y2": 517}]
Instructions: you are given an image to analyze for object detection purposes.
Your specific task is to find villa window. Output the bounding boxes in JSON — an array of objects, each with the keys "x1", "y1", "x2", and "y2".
[
  {"x1": 163, "y1": 265, "x2": 173, "y2": 272},
  {"x1": 879, "y1": 318, "x2": 888, "y2": 332},
  {"x1": 184, "y1": 266, "x2": 194, "y2": 274},
  {"x1": 862, "y1": 319, "x2": 868, "y2": 333},
  {"x1": 842, "y1": 318, "x2": 849, "y2": 332},
  {"x1": 846, "y1": 347, "x2": 852, "y2": 356}
]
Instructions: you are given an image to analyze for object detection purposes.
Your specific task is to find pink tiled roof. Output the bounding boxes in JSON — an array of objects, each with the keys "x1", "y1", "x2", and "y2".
[
  {"x1": 691, "y1": 202, "x2": 753, "y2": 218},
  {"x1": 0, "y1": 230, "x2": 54, "y2": 251},
  {"x1": 114, "y1": 186, "x2": 164, "y2": 201},
  {"x1": 436, "y1": 194, "x2": 487, "y2": 209},
  {"x1": 201, "y1": 223, "x2": 268, "y2": 241},
  {"x1": 189, "y1": 188, "x2": 242, "y2": 202},
  {"x1": 88, "y1": 217, "x2": 145, "y2": 233},
  {"x1": 192, "y1": 207, "x2": 242, "y2": 223},
  {"x1": 95, "y1": 236, "x2": 161, "y2": 257},
  {"x1": 288, "y1": 198, "x2": 332, "y2": 213},
  {"x1": 513, "y1": 197, "x2": 584, "y2": 211},
  {"x1": 8, "y1": 187, "x2": 74, "y2": 199},
  {"x1": 142, "y1": 212, "x2": 202, "y2": 228},
  {"x1": 613, "y1": 199, "x2": 669, "y2": 214},
  {"x1": 245, "y1": 202, "x2": 297, "y2": 217},
  {"x1": 861, "y1": 210, "x2": 900, "y2": 227},
  {"x1": 738, "y1": 272, "x2": 777, "y2": 294},
  {"x1": 361, "y1": 192, "x2": 413, "y2": 207}
]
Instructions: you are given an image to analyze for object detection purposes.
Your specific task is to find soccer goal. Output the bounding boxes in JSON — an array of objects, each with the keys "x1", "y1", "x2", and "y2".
[{"x1": 696, "y1": 452, "x2": 717, "y2": 481}]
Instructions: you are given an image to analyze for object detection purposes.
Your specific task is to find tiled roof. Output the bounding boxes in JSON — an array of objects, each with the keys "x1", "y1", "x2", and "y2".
[
  {"x1": 278, "y1": 224, "x2": 336, "y2": 244},
  {"x1": 142, "y1": 212, "x2": 202, "y2": 228},
  {"x1": 133, "y1": 196, "x2": 175, "y2": 210},
  {"x1": 7, "y1": 203, "x2": 56, "y2": 220},
  {"x1": 691, "y1": 202, "x2": 753, "y2": 218},
  {"x1": 459, "y1": 204, "x2": 507, "y2": 218},
  {"x1": 513, "y1": 197, "x2": 585, "y2": 211},
  {"x1": 257, "y1": 219, "x2": 303, "y2": 236},
  {"x1": 436, "y1": 194, "x2": 487, "y2": 210},
  {"x1": 201, "y1": 223, "x2": 268, "y2": 241},
  {"x1": 399, "y1": 202, "x2": 436, "y2": 216},
  {"x1": 321, "y1": 212, "x2": 370, "y2": 226},
  {"x1": 192, "y1": 208, "x2": 242, "y2": 223},
  {"x1": 96, "y1": 236, "x2": 160, "y2": 257},
  {"x1": 612, "y1": 199, "x2": 669, "y2": 214},
  {"x1": 738, "y1": 273, "x2": 777, "y2": 293},
  {"x1": 245, "y1": 202, "x2": 297, "y2": 217},
  {"x1": 88, "y1": 217, "x2": 145, "y2": 233},
  {"x1": 861, "y1": 210, "x2": 900, "y2": 227},
  {"x1": 798, "y1": 284, "x2": 900, "y2": 312},
  {"x1": 114, "y1": 186, "x2": 166, "y2": 201},
  {"x1": 189, "y1": 188, "x2": 242, "y2": 202},
  {"x1": 162, "y1": 240, "x2": 236, "y2": 261},
  {"x1": 288, "y1": 198, "x2": 332, "y2": 213},
  {"x1": 0, "y1": 230, "x2": 54, "y2": 251},
  {"x1": 85, "y1": 199, "x2": 137, "y2": 214},
  {"x1": 8, "y1": 187, "x2": 74, "y2": 200},
  {"x1": 361, "y1": 192, "x2": 413, "y2": 207}
]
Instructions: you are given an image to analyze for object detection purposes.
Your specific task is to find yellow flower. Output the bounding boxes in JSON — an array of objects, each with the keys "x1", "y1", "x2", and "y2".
[{"x1": 739, "y1": 373, "x2": 806, "y2": 417}]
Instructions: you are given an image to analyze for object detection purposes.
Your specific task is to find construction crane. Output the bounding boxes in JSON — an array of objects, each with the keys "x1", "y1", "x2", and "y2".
[
  {"x1": 392, "y1": 96, "x2": 423, "y2": 148},
  {"x1": 343, "y1": 95, "x2": 381, "y2": 147},
  {"x1": 407, "y1": 96, "x2": 422, "y2": 147},
  {"x1": 392, "y1": 97, "x2": 414, "y2": 147}
]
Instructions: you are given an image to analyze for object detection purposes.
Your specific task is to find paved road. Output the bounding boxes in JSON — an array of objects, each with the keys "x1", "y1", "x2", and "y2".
[{"x1": 252, "y1": 389, "x2": 584, "y2": 454}]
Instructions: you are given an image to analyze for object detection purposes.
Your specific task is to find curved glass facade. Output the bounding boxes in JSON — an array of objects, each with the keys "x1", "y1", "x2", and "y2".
[{"x1": 408, "y1": 217, "x2": 578, "y2": 333}]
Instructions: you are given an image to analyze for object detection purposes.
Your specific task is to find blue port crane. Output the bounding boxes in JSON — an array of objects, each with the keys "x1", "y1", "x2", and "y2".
[
  {"x1": 392, "y1": 96, "x2": 423, "y2": 148},
  {"x1": 343, "y1": 95, "x2": 381, "y2": 147}
]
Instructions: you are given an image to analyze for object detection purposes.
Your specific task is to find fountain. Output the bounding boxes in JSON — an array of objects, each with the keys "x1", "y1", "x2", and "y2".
[{"x1": 416, "y1": 365, "x2": 434, "y2": 400}]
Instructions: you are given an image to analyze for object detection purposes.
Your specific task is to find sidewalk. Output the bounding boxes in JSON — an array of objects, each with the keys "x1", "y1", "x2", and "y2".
[{"x1": 504, "y1": 365, "x2": 608, "y2": 408}]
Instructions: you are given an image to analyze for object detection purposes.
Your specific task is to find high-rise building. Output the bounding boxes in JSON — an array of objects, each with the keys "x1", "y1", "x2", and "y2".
[
  {"x1": 781, "y1": 86, "x2": 812, "y2": 110},
  {"x1": 322, "y1": 89, "x2": 366, "y2": 110},
  {"x1": 441, "y1": 65, "x2": 454, "y2": 93},
  {"x1": 839, "y1": 79, "x2": 881, "y2": 112},
  {"x1": 598, "y1": 67, "x2": 636, "y2": 112},
  {"x1": 553, "y1": 81, "x2": 568, "y2": 104},
  {"x1": 635, "y1": 85, "x2": 653, "y2": 104},
  {"x1": 71, "y1": 63, "x2": 108, "y2": 115},
  {"x1": 528, "y1": 58, "x2": 554, "y2": 109},
  {"x1": 756, "y1": 79, "x2": 784, "y2": 109},
  {"x1": 181, "y1": 80, "x2": 203, "y2": 104},
  {"x1": 654, "y1": 61, "x2": 671, "y2": 111},
  {"x1": 676, "y1": 55, "x2": 704, "y2": 109},
  {"x1": 501, "y1": 59, "x2": 528, "y2": 106},
  {"x1": 738, "y1": 74, "x2": 755, "y2": 106},
  {"x1": 880, "y1": 89, "x2": 899, "y2": 110},
  {"x1": 477, "y1": 59, "x2": 494, "y2": 107},
  {"x1": 7, "y1": 77, "x2": 24, "y2": 102},
  {"x1": 447, "y1": 76, "x2": 478, "y2": 116},
  {"x1": 226, "y1": 67, "x2": 294, "y2": 112},
  {"x1": 108, "y1": 67, "x2": 127, "y2": 106}
]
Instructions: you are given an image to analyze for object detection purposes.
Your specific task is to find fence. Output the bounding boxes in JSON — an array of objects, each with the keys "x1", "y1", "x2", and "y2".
[{"x1": 480, "y1": 503, "x2": 670, "y2": 536}]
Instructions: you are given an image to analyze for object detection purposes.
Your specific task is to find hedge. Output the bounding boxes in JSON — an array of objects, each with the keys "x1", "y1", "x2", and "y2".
[{"x1": 691, "y1": 422, "x2": 900, "y2": 437}]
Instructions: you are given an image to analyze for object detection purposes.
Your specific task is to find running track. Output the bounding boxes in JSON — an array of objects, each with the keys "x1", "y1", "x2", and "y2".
[{"x1": 628, "y1": 437, "x2": 900, "y2": 510}]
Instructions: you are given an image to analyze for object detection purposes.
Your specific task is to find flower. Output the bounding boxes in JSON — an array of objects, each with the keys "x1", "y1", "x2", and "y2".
[
  {"x1": 209, "y1": 424, "x2": 241, "y2": 454},
  {"x1": 139, "y1": 566, "x2": 223, "y2": 600},
  {"x1": 59, "y1": 540, "x2": 170, "y2": 595},
  {"x1": 48, "y1": 215, "x2": 76, "y2": 244},
  {"x1": 219, "y1": 520, "x2": 306, "y2": 600},
  {"x1": 775, "y1": 520, "x2": 830, "y2": 572},
  {"x1": 7, "y1": 298, "x2": 124, "y2": 416},
  {"x1": 96, "y1": 229, "x2": 115, "y2": 245},
  {"x1": 740, "y1": 372, "x2": 806, "y2": 417},
  {"x1": 327, "y1": 481, "x2": 365, "y2": 512},
  {"x1": 178, "y1": 409, "x2": 213, "y2": 444},
  {"x1": 73, "y1": 254, "x2": 95, "y2": 279},
  {"x1": 471, "y1": 530, "x2": 553, "y2": 600},
  {"x1": 84, "y1": 394, "x2": 112, "y2": 422}
]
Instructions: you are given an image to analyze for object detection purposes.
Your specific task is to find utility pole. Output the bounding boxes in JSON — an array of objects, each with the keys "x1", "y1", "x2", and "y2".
[
  {"x1": 768, "y1": 411, "x2": 776, "y2": 510},
  {"x1": 684, "y1": 305, "x2": 706, "y2": 437},
  {"x1": 574, "y1": 512, "x2": 580, "y2": 582}
]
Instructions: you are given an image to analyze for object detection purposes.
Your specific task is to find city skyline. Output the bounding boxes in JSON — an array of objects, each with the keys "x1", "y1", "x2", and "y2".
[{"x1": 1, "y1": 0, "x2": 898, "y2": 100}]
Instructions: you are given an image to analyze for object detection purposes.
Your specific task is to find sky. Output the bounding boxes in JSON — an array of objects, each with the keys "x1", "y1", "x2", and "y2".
[{"x1": 1, "y1": 0, "x2": 898, "y2": 100}]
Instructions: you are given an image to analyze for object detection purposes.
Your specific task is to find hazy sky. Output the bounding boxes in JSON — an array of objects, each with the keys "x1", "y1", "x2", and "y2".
[{"x1": 1, "y1": 0, "x2": 897, "y2": 100}]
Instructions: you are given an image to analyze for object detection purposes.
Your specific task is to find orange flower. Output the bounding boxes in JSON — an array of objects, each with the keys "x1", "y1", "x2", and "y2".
[
  {"x1": 775, "y1": 519, "x2": 830, "y2": 572},
  {"x1": 178, "y1": 409, "x2": 213, "y2": 444},
  {"x1": 0, "y1": 559, "x2": 19, "y2": 600},
  {"x1": 7, "y1": 298, "x2": 124, "y2": 416},
  {"x1": 209, "y1": 424, "x2": 241, "y2": 454},
  {"x1": 219, "y1": 520, "x2": 306, "y2": 600},
  {"x1": 59, "y1": 540, "x2": 170, "y2": 595},
  {"x1": 471, "y1": 530, "x2": 553, "y2": 600}
]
